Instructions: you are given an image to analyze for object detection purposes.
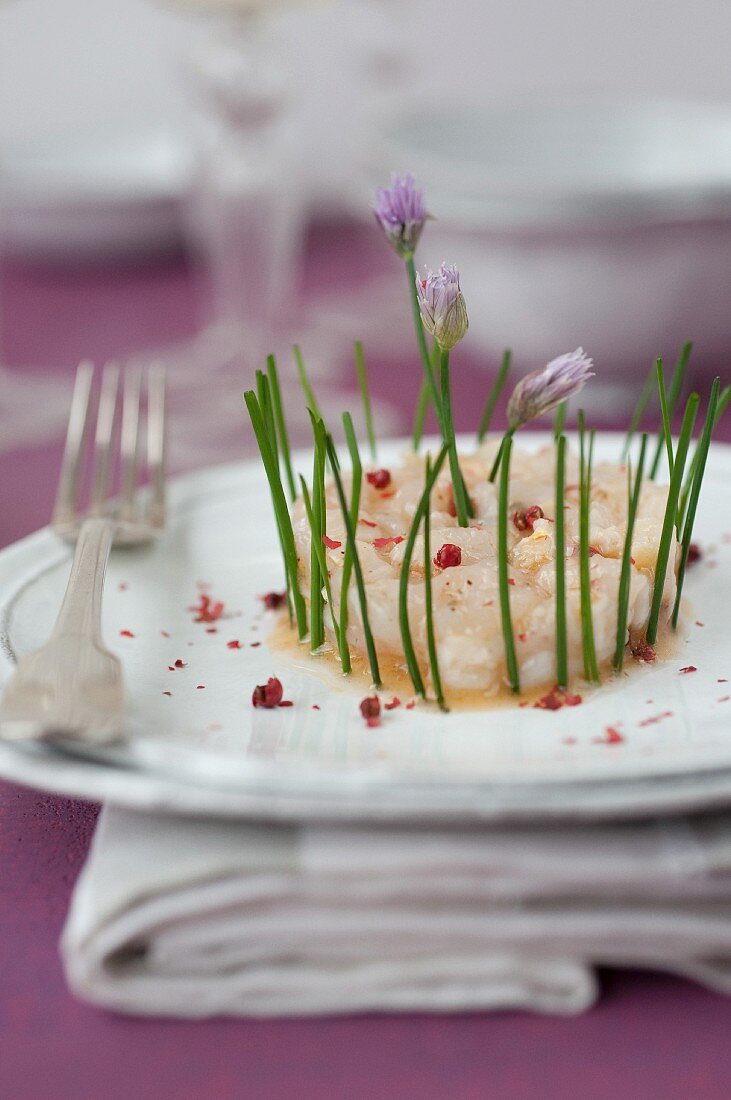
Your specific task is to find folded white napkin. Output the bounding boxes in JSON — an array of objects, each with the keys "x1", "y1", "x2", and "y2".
[{"x1": 61, "y1": 807, "x2": 731, "y2": 1017}]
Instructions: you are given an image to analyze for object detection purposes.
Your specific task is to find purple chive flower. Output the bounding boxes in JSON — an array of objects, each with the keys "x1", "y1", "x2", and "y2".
[
  {"x1": 373, "y1": 173, "x2": 428, "y2": 258},
  {"x1": 507, "y1": 348, "x2": 594, "y2": 429},
  {"x1": 415, "y1": 262, "x2": 469, "y2": 351}
]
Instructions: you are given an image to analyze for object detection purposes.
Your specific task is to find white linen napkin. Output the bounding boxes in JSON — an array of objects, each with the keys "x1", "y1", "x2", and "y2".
[{"x1": 61, "y1": 807, "x2": 731, "y2": 1017}]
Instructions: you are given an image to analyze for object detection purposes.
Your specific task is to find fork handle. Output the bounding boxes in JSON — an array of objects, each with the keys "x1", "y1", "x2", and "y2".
[{"x1": 51, "y1": 518, "x2": 115, "y2": 645}]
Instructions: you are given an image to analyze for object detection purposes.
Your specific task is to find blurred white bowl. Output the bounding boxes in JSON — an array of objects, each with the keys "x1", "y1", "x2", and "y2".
[
  {"x1": 364, "y1": 98, "x2": 731, "y2": 390},
  {"x1": 0, "y1": 128, "x2": 191, "y2": 262}
]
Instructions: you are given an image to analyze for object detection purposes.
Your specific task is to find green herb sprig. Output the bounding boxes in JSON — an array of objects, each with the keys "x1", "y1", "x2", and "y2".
[
  {"x1": 672, "y1": 378, "x2": 721, "y2": 628},
  {"x1": 477, "y1": 349, "x2": 512, "y2": 443},
  {"x1": 578, "y1": 412, "x2": 600, "y2": 683},
  {"x1": 440, "y1": 348, "x2": 471, "y2": 526},
  {"x1": 678, "y1": 383, "x2": 730, "y2": 531},
  {"x1": 423, "y1": 455, "x2": 448, "y2": 711},
  {"x1": 612, "y1": 433, "x2": 648, "y2": 671},
  {"x1": 293, "y1": 344, "x2": 321, "y2": 419},
  {"x1": 554, "y1": 434, "x2": 568, "y2": 689},
  {"x1": 553, "y1": 401, "x2": 567, "y2": 441},
  {"x1": 411, "y1": 344, "x2": 439, "y2": 450},
  {"x1": 655, "y1": 358, "x2": 675, "y2": 481},
  {"x1": 305, "y1": 416, "x2": 327, "y2": 651},
  {"x1": 405, "y1": 257, "x2": 471, "y2": 524},
  {"x1": 646, "y1": 392, "x2": 699, "y2": 645},
  {"x1": 266, "y1": 355, "x2": 296, "y2": 502},
  {"x1": 244, "y1": 388, "x2": 307, "y2": 638},
  {"x1": 299, "y1": 471, "x2": 340, "y2": 650},
  {"x1": 336, "y1": 412, "x2": 362, "y2": 674},
  {"x1": 405, "y1": 255, "x2": 441, "y2": 448},
  {"x1": 497, "y1": 434, "x2": 520, "y2": 692},
  {"x1": 649, "y1": 341, "x2": 692, "y2": 479},
  {"x1": 398, "y1": 445, "x2": 449, "y2": 697},
  {"x1": 325, "y1": 433, "x2": 381, "y2": 687},
  {"x1": 354, "y1": 341, "x2": 376, "y2": 461}
]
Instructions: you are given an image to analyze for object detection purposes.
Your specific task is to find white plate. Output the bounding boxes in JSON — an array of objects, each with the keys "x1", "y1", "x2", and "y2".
[{"x1": 1, "y1": 434, "x2": 731, "y2": 823}]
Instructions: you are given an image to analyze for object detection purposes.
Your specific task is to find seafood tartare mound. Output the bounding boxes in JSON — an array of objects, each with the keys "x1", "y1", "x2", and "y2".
[{"x1": 293, "y1": 441, "x2": 676, "y2": 695}]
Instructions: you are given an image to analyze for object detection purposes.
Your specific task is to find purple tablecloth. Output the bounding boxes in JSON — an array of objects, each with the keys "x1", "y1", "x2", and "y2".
[{"x1": 2, "y1": 226, "x2": 731, "y2": 1098}]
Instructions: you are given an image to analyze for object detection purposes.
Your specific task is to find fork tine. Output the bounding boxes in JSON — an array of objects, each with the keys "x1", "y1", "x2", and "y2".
[
  {"x1": 89, "y1": 363, "x2": 120, "y2": 516},
  {"x1": 119, "y1": 366, "x2": 143, "y2": 524},
  {"x1": 52, "y1": 361, "x2": 94, "y2": 527},
  {"x1": 146, "y1": 363, "x2": 167, "y2": 528}
]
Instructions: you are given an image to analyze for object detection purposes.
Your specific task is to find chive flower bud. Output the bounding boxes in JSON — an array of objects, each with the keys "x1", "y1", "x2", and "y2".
[
  {"x1": 415, "y1": 263, "x2": 469, "y2": 351},
  {"x1": 507, "y1": 349, "x2": 594, "y2": 430}
]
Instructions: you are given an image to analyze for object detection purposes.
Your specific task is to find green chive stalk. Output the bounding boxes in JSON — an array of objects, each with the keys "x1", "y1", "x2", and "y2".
[
  {"x1": 578, "y1": 413, "x2": 600, "y2": 683},
  {"x1": 655, "y1": 358, "x2": 675, "y2": 480},
  {"x1": 646, "y1": 392, "x2": 699, "y2": 645},
  {"x1": 244, "y1": 390, "x2": 307, "y2": 638},
  {"x1": 411, "y1": 379, "x2": 430, "y2": 450},
  {"x1": 621, "y1": 363, "x2": 655, "y2": 460},
  {"x1": 440, "y1": 349, "x2": 470, "y2": 526},
  {"x1": 411, "y1": 343, "x2": 439, "y2": 450},
  {"x1": 554, "y1": 434, "x2": 568, "y2": 690},
  {"x1": 553, "y1": 401, "x2": 567, "y2": 441},
  {"x1": 649, "y1": 341, "x2": 692, "y2": 479},
  {"x1": 255, "y1": 373, "x2": 294, "y2": 625},
  {"x1": 612, "y1": 434, "x2": 648, "y2": 671},
  {"x1": 405, "y1": 255, "x2": 442, "y2": 446},
  {"x1": 299, "y1": 475, "x2": 341, "y2": 650},
  {"x1": 423, "y1": 455, "x2": 447, "y2": 711},
  {"x1": 497, "y1": 434, "x2": 520, "y2": 692},
  {"x1": 678, "y1": 383, "x2": 730, "y2": 532},
  {"x1": 336, "y1": 412, "x2": 362, "y2": 675},
  {"x1": 325, "y1": 434, "x2": 381, "y2": 687},
  {"x1": 405, "y1": 257, "x2": 471, "y2": 521},
  {"x1": 354, "y1": 341, "x2": 376, "y2": 461},
  {"x1": 477, "y1": 349, "x2": 512, "y2": 444},
  {"x1": 672, "y1": 378, "x2": 721, "y2": 628},
  {"x1": 307, "y1": 420, "x2": 327, "y2": 650},
  {"x1": 256, "y1": 370, "x2": 277, "y2": 456},
  {"x1": 398, "y1": 445, "x2": 449, "y2": 697},
  {"x1": 266, "y1": 354, "x2": 297, "y2": 502},
  {"x1": 293, "y1": 344, "x2": 321, "y2": 419},
  {"x1": 488, "y1": 430, "x2": 511, "y2": 483}
]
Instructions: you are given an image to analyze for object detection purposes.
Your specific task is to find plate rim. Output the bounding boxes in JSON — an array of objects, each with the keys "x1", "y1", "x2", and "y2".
[{"x1": 2, "y1": 433, "x2": 731, "y2": 823}]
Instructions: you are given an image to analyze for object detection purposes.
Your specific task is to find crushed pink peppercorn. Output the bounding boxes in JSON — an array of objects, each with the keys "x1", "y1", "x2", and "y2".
[
  {"x1": 434, "y1": 543, "x2": 462, "y2": 569},
  {"x1": 252, "y1": 677, "x2": 284, "y2": 708},
  {"x1": 513, "y1": 505, "x2": 544, "y2": 532},
  {"x1": 632, "y1": 642, "x2": 656, "y2": 663},
  {"x1": 366, "y1": 469, "x2": 391, "y2": 490},
  {"x1": 359, "y1": 695, "x2": 381, "y2": 727},
  {"x1": 687, "y1": 542, "x2": 702, "y2": 565},
  {"x1": 261, "y1": 591, "x2": 286, "y2": 610},
  {"x1": 190, "y1": 593, "x2": 225, "y2": 623}
]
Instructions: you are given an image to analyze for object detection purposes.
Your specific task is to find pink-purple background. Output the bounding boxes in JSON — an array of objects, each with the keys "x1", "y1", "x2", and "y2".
[{"x1": 2, "y1": 223, "x2": 731, "y2": 1099}]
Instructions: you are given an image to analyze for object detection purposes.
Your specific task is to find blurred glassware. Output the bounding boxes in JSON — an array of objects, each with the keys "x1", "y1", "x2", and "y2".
[
  {"x1": 166, "y1": 0, "x2": 337, "y2": 371},
  {"x1": 181, "y1": 12, "x2": 303, "y2": 371},
  {"x1": 360, "y1": 98, "x2": 731, "y2": 410}
]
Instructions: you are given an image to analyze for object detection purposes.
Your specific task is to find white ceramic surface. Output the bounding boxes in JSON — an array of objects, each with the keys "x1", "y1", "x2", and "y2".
[{"x1": 1, "y1": 434, "x2": 731, "y2": 823}]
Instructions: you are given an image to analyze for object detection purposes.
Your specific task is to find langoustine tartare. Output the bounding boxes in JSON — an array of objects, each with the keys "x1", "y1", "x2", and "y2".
[{"x1": 292, "y1": 440, "x2": 676, "y2": 696}]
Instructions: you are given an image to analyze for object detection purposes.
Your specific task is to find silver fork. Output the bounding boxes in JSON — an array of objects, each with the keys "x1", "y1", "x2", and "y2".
[{"x1": 0, "y1": 361, "x2": 166, "y2": 744}]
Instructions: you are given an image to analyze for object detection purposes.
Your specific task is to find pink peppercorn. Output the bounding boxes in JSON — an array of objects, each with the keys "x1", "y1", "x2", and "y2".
[
  {"x1": 434, "y1": 543, "x2": 462, "y2": 569},
  {"x1": 252, "y1": 677, "x2": 284, "y2": 708}
]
